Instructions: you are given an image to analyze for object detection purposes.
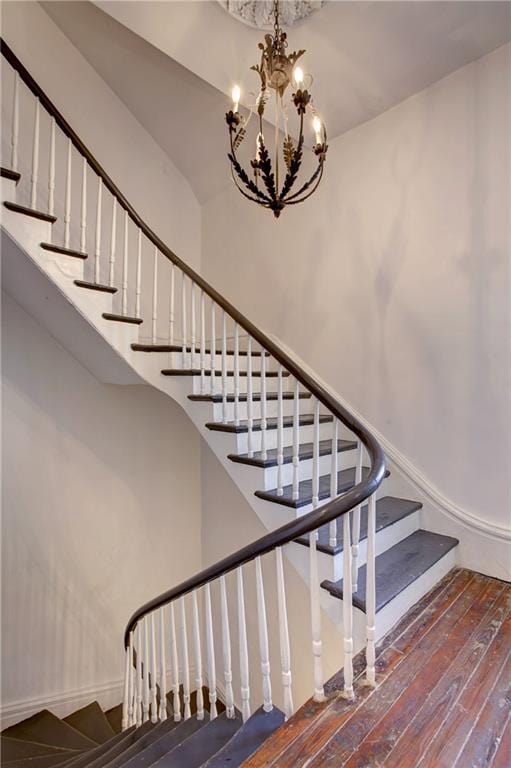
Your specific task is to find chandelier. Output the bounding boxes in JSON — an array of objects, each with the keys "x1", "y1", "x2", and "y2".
[{"x1": 225, "y1": 0, "x2": 328, "y2": 218}]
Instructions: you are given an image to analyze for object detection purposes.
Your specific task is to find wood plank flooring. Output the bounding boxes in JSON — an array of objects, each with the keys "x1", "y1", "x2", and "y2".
[{"x1": 244, "y1": 568, "x2": 511, "y2": 767}]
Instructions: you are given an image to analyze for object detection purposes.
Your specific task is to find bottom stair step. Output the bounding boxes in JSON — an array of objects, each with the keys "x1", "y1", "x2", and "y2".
[
  {"x1": 2, "y1": 709, "x2": 97, "y2": 751},
  {"x1": 321, "y1": 529, "x2": 459, "y2": 612},
  {"x1": 152, "y1": 712, "x2": 241, "y2": 767},
  {"x1": 119, "y1": 714, "x2": 209, "y2": 768},
  {"x1": 64, "y1": 701, "x2": 115, "y2": 744},
  {"x1": 58, "y1": 725, "x2": 139, "y2": 768},
  {"x1": 0, "y1": 736, "x2": 72, "y2": 762},
  {"x1": 204, "y1": 706, "x2": 285, "y2": 767},
  {"x1": 3, "y1": 753, "x2": 77, "y2": 768}
]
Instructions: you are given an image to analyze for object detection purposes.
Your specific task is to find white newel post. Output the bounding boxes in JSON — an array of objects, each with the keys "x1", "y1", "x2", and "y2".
[
  {"x1": 220, "y1": 575, "x2": 235, "y2": 718},
  {"x1": 276, "y1": 547, "x2": 293, "y2": 719},
  {"x1": 191, "y1": 591, "x2": 205, "y2": 720},
  {"x1": 204, "y1": 583, "x2": 218, "y2": 719},
  {"x1": 365, "y1": 493, "x2": 377, "y2": 686},
  {"x1": 255, "y1": 556, "x2": 273, "y2": 712},
  {"x1": 237, "y1": 567, "x2": 251, "y2": 722}
]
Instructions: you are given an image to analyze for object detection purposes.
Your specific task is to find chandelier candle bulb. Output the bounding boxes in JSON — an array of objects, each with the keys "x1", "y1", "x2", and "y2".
[
  {"x1": 232, "y1": 84, "x2": 241, "y2": 112},
  {"x1": 293, "y1": 66, "x2": 304, "y2": 86},
  {"x1": 313, "y1": 115, "x2": 322, "y2": 144}
]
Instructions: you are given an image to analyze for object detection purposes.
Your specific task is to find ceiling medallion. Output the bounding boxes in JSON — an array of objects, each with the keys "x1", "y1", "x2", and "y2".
[
  {"x1": 218, "y1": 1, "x2": 325, "y2": 29},
  {"x1": 225, "y1": 0, "x2": 328, "y2": 218}
]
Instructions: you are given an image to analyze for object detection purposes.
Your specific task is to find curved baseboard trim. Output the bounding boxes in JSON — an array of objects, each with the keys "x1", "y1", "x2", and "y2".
[{"x1": 270, "y1": 334, "x2": 511, "y2": 543}]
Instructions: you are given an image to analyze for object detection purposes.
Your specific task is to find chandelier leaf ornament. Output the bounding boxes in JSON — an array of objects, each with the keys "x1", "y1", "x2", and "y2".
[{"x1": 225, "y1": 0, "x2": 328, "y2": 218}]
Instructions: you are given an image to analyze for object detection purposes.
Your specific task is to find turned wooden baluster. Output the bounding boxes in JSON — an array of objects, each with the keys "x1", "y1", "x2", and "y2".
[
  {"x1": 159, "y1": 607, "x2": 168, "y2": 721},
  {"x1": 30, "y1": 98, "x2": 40, "y2": 210},
  {"x1": 142, "y1": 616, "x2": 150, "y2": 723},
  {"x1": 122, "y1": 211, "x2": 129, "y2": 315},
  {"x1": 221, "y1": 311, "x2": 228, "y2": 423},
  {"x1": 94, "y1": 177, "x2": 102, "y2": 284},
  {"x1": 260, "y1": 350, "x2": 268, "y2": 460},
  {"x1": 150, "y1": 613, "x2": 158, "y2": 723},
  {"x1": 191, "y1": 591, "x2": 205, "y2": 720},
  {"x1": 329, "y1": 418, "x2": 339, "y2": 547},
  {"x1": 234, "y1": 323, "x2": 240, "y2": 426},
  {"x1": 169, "y1": 603, "x2": 181, "y2": 721},
  {"x1": 135, "y1": 623, "x2": 143, "y2": 726},
  {"x1": 204, "y1": 583, "x2": 218, "y2": 719},
  {"x1": 292, "y1": 378, "x2": 300, "y2": 501},
  {"x1": 63, "y1": 139, "x2": 72, "y2": 249},
  {"x1": 80, "y1": 158, "x2": 87, "y2": 255},
  {"x1": 109, "y1": 198, "x2": 117, "y2": 288},
  {"x1": 351, "y1": 441, "x2": 364, "y2": 592},
  {"x1": 181, "y1": 272, "x2": 187, "y2": 367},
  {"x1": 11, "y1": 70, "x2": 19, "y2": 171},
  {"x1": 135, "y1": 229, "x2": 142, "y2": 319},
  {"x1": 168, "y1": 263, "x2": 175, "y2": 345},
  {"x1": 47, "y1": 118, "x2": 55, "y2": 220},
  {"x1": 247, "y1": 337, "x2": 254, "y2": 457},
  {"x1": 200, "y1": 290, "x2": 206, "y2": 394},
  {"x1": 365, "y1": 493, "x2": 377, "y2": 686},
  {"x1": 179, "y1": 597, "x2": 192, "y2": 719},
  {"x1": 121, "y1": 631, "x2": 133, "y2": 730},
  {"x1": 237, "y1": 566, "x2": 251, "y2": 722},
  {"x1": 220, "y1": 575, "x2": 235, "y2": 718},
  {"x1": 342, "y1": 511, "x2": 354, "y2": 699},
  {"x1": 210, "y1": 301, "x2": 216, "y2": 395},
  {"x1": 151, "y1": 247, "x2": 158, "y2": 344},
  {"x1": 276, "y1": 547, "x2": 293, "y2": 719},
  {"x1": 255, "y1": 556, "x2": 273, "y2": 712},
  {"x1": 276, "y1": 364, "x2": 284, "y2": 496}
]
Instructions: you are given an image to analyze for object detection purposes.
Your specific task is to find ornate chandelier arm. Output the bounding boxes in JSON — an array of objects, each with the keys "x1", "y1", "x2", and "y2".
[
  {"x1": 282, "y1": 155, "x2": 324, "y2": 202},
  {"x1": 283, "y1": 162, "x2": 325, "y2": 205},
  {"x1": 279, "y1": 111, "x2": 304, "y2": 200},
  {"x1": 229, "y1": 166, "x2": 271, "y2": 206},
  {"x1": 228, "y1": 151, "x2": 271, "y2": 203}
]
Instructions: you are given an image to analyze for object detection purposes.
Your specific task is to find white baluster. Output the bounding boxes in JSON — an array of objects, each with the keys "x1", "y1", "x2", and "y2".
[
  {"x1": 30, "y1": 98, "x2": 40, "y2": 210},
  {"x1": 351, "y1": 442, "x2": 363, "y2": 591},
  {"x1": 122, "y1": 210, "x2": 129, "y2": 315},
  {"x1": 312, "y1": 398, "x2": 320, "y2": 509},
  {"x1": 169, "y1": 603, "x2": 181, "y2": 721},
  {"x1": 260, "y1": 350, "x2": 268, "y2": 460},
  {"x1": 210, "y1": 301, "x2": 216, "y2": 394},
  {"x1": 309, "y1": 533, "x2": 325, "y2": 702},
  {"x1": 342, "y1": 511, "x2": 354, "y2": 699},
  {"x1": 200, "y1": 290, "x2": 206, "y2": 394},
  {"x1": 168, "y1": 263, "x2": 175, "y2": 345},
  {"x1": 109, "y1": 198, "x2": 117, "y2": 288},
  {"x1": 48, "y1": 118, "x2": 55, "y2": 218},
  {"x1": 191, "y1": 592, "x2": 205, "y2": 720},
  {"x1": 190, "y1": 281, "x2": 196, "y2": 364},
  {"x1": 80, "y1": 157, "x2": 87, "y2": 255},
  {"x1": 255, "y1": 557, "x2": 273, "y2": 712},
  {"x1": 149, "y1": 614, "x2": 158, "y2": 722},
  {"x1": 158, "y1": 608, "x2": 167, "y2": 721},
  {"x1": 292, "y1": 378, "x2": 300, "y2": 501},
  {"x1": 221, "y1": 311, "x2": 228, "y2": 424},
  {"x1": 152, "y1": 247, "x2": 158, "y2": 344},
  {"x1": 179, "y1": 598, "x2": 191, "y2": 720},
  {"x1": 220, "y1": 575, "x2": 235, "y2": 718},
  {"x1": 121, "y1": 637, "x2": 131, "y2": 730},
  {"x1": 181, "y1": 272, "x2": 187, "y2": 367},
  {"x1": 329, "y1": 418, "x2": 339, "y2": 547},
  {"x1": 276, "y1": 547, "x2": 293, "y2": 719},
  {"x1": 234, "y1": 323, "x2": 240, "y2": 426},
  {"x1": 11, "y1": 71, "x2": 19, "y2": 170},
  {"x1": 135, "y1": 229, "x2": 142, "y2": 319},
  {"x1": 128, "y1": 631, "x2": 135, "y2": 727},
  {"x1": 94, "y1": 177, "x2": 102, "y2": 284},
  {"x1": 237, "y1": 567, "x2": 251, "y2": 722},
  {"x1": 136, "y1": 623, "x2": 143, "y2": 726},
  {"x1": 277, "y1": 364, "x2": 284, "y2": 495},
  {"x1": 204, "y1": 583, "x2": 218, "y2": 719},
  {"x1": 365, "y1": 493, "x2": 377, "y2": 686},
  {"x1": 247, "y1": 337, "x2": 254, "y2": 457},
  {"x1": 142, "y1": 616, "x2": 150, "y2": 722},
  {"x1": 63, "y1": 139, "x2": 72, "y2": 249}
]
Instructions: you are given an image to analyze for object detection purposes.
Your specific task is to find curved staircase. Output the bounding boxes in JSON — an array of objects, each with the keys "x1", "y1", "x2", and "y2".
[{"x1": 1, "y1": 38, "x2": 462, "y2": 768}]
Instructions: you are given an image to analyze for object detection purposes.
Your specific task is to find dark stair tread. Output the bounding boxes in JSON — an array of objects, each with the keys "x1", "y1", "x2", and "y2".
[
  {"x1": 229, "y1": 438, "x2": 357, "y2": 469},
  {"x1": 104, "y1": 705, "x2": 122, "y2": 734},
  {"x1": 206, "y1": 413, "x2": 334, "y2": 434},
  {"x1": 166, "y1": 686, "x2": 225, "y2": 717},
  {"x1": 63, "y1": 702, "x2": 115, "y2": 745},
  {"x1": 1, "y1": 752, "x2": 78, "y2": 768},
  {"x1": 40, "y1": 243, "x2": 87, "y2": 260},
  {"x1": 99, "y1": 717, "x2": 177, "y2": 768},
  {"x1": 0, "y1": 736, "x2": 72, "y2": 761},
  {"x1": 1, "y1": 167, "x2": 21, "y2": 182},
  {"x1": 204, "y1": 706, "x2": 285, "y2": 768},
  {"x1": 295, "y1": 496, "x2": 423, "y2": 555},
  {"x1": 255, "y1": 466, "x2": 390, "y2": 509},
  {"x1": 151, "y1": 712, "x2": 241, "y2": 768},
  {"x1": 189, "y1": 392, "x2": 311, "y2": 403},
  {"x1": 4, "y1": 201, "x2": 57, "y2": 223},
  {"x1": 132, "y1": 343, "x2": 268, "y2": 357},
  {"x1": 84, "y1": 721, "x2": 154, "y2": 768},
  {"x1": 74, "y1": 280, "x2": 117, "y2": 294},
  {"x1": 161, "y1": 369, "x2": 289, "y2": 378},
  {"x1": 56, "y1": 726, "x2": 137, "y2": 768},
  {"x1": 102, "y1": 313, "x2": 143, "y2": 325},
  {"x1": 120, "y1": 714, "x2": 209, "y2": 768},
  {"x1": 2, "y1": 710, "x2": 97, "y2": 751},
  {"x1": 321, "y1": 530, "x2": 459, "y2": 613}
]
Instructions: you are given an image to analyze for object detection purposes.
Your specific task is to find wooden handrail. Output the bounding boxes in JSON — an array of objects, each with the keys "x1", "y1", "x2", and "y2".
[{"x1": 0, "y1": 38, "x2": 386, "y2": 649}]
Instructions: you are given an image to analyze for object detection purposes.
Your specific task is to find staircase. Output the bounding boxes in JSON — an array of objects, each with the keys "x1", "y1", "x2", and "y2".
[{"x1": 1, "y1": 38, "x2": 461, "y2": 767}]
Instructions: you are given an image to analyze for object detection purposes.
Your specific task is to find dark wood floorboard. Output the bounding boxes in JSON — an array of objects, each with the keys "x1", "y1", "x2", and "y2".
[{"x1": 243, "y1": 569, "x2": 511, "y2": 768}]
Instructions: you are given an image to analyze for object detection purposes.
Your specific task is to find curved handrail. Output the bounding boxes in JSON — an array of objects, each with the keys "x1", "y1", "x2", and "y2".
[{"x1": 0, "y1": 38, "x2": 386, "y2": 650}]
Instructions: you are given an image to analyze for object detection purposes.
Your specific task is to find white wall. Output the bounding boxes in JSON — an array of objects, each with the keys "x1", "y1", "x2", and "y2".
[
  {"x1": 202, "y1": 44, "x2": 511, "y2": 533},
  {"x1": 1, "y1": 293, "x2": 202, "y2": 722},
  {"x1": 1, "y1": 0, "x2": 201, "y2": 273}
]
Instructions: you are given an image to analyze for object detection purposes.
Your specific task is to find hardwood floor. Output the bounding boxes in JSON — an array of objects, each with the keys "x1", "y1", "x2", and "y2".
[{"x1": 244, "y1": 568, "x2": 511, "y2": 767}]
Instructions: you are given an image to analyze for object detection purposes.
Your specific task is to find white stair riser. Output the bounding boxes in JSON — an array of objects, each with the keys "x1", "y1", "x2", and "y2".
[
  {"x1": 209, "y1": 397, "x2": 315, "y2": 423},
  {"x1": 232, "y1": 420, "x2": 338, "y2": 454},
  {"x1": 189, "y1": 373, "x2": 294, "y2": 395},
  {"x1": 151, "y1": 350, "x2": 266, "y2": 373}
]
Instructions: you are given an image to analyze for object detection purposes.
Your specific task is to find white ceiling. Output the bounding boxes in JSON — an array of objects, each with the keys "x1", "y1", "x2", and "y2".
[{"x1": 42, "y1": 1, "x2": 511, "y2": 203}]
